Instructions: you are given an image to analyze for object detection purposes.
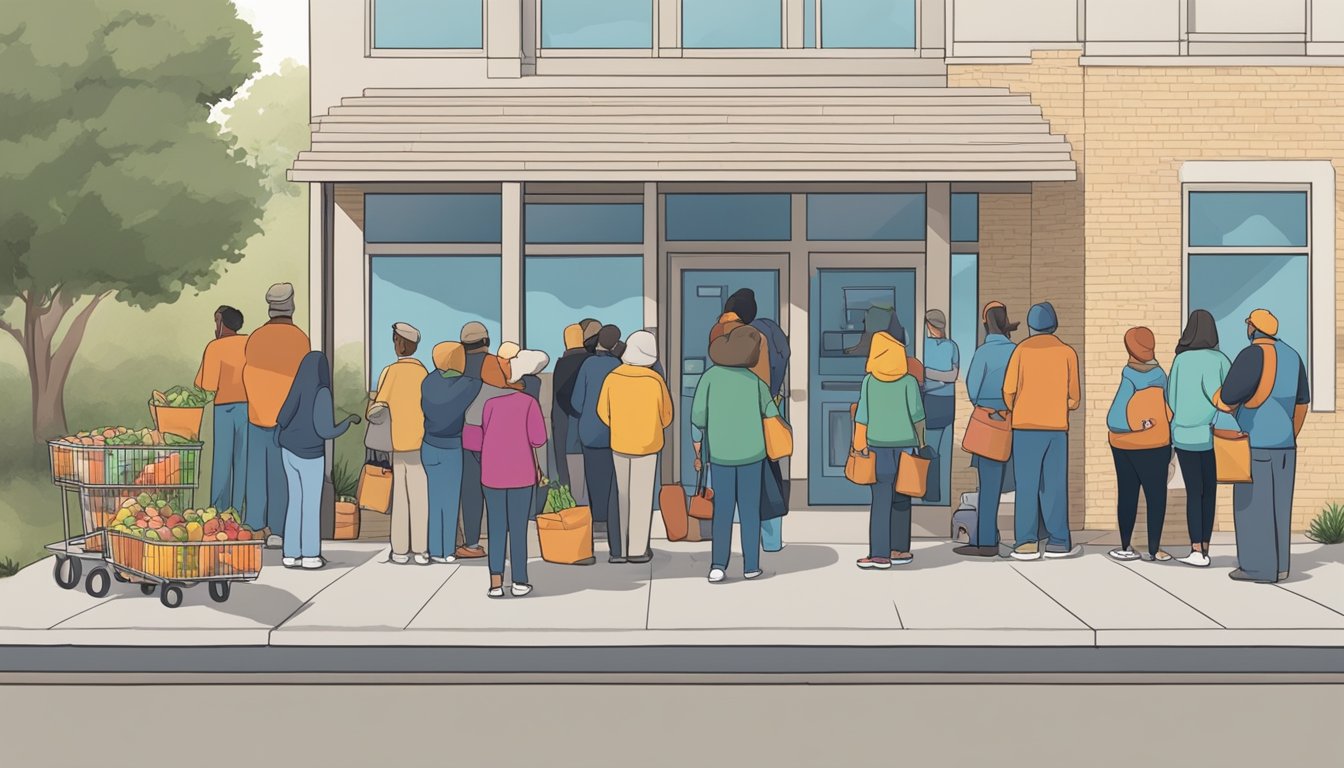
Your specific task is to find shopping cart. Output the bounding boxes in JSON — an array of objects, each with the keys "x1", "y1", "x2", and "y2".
[
  {"x1": 103, "y1": 530, "x2": 262, "y2": 609},
  {"x1": 46, "y1": 439, "x2": 203, "y2": 598}
]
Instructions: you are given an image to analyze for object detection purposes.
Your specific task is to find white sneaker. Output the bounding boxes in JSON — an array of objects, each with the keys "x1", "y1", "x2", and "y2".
[
  {"x1": 511, "y1": 583, "x2": 533, "y2": 597},
  {"x1": 301, "y1": 557, "x2": 325, "y2": 570},
  {"x1": 743, "y1": 570, "x2": 763, "y2": 580},
  {"x1": 265, "y1": 535, "x2": 283, "y2": 549},
  {"x1": 1108, "y1": 547, "x2": 1140, "y2": 562},
  {"x1": 487, "y1": 586, "x2": 505, "y2": 598},
  {"x1": 282, "y1": 557, "x2": 300, "y2": 568},
  {"x1": 708, "y1": 568, "x2": 726, "y2": 583},
  {"x1": 430, "y1": 555, "x2": 457, "y2": 564},
  {"x1": 413, "y1": 554, "x2": 431, "y2": 566},
  {"x1": 390, "y1": 553, "x2": 411, "y2": 565},
  {"x1": 1177, "y1": 550, "x2": 1211, "y2": 568}
]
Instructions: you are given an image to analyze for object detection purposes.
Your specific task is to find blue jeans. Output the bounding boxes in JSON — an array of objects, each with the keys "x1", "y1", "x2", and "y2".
[
  {"x1": 1012, "y1": 430, "x2": 1071, "y2": 550},
  {"x1": 973, "y1": 456, "x2": 1006, "y2": 547},
  {"x1": 484, "y1": 487, "x2": 532, "y2": 584},
  {"x1": 870, "y1": 447, "x2": 914, "y2": 557},
  {"x1": 708, "y1": 465, "x2": 783, "y2": 551},
  {"x1": 710, "y1": 461, "x2": 764, "y2": 574},
  {"x1": 281, "y1": 449, "x2": 323, "y2": 559},
  {"x1": 244, "y1": 424, "x2": 287, "y2": 533},
  {"x1": 209, "y1": 403, "x2": 248, "y2": 512},
  {"x1": 423, "y1": 442, "x2": 464, "y2": 560}
]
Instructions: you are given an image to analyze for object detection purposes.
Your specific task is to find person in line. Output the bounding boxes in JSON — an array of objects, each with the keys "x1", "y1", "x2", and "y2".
[
  {"x1": 1004, "y1": 302, "x2": 1082, "y2": 561},
  {"x1": 853, "y1": 328, "x2": 925, "y2": 569},
  {"x1": 455, "y1": 321, "x2": 499, "y2": 559},
  {"x1": 242, "y1": 283, "x2": 310, "y2": 546},
  {"x1": 598, "y1": 331, "x2": 673, "y2": 565},
  {"x1": 1106, "y1": 327, "x2": 1174, "y2": 562},
  {"x1": 1166, "y1": 309, "x2": 1232, "y2": 567},
  {"x1": 421, "y1": 341, "x2": 482, "y2": 565},
  {"x1": 195, "y1": 305, "x2": 249, "y2": 513},
  {"x1": 277, "y1": 351, "x2": 359, "y2": 569},
  {"x1": 371, "y1": 323, "x2": 429, "y2": 565},
  {"x1": 1216, "y1": 309, "x2": 1310, "y2": 583},
  {"x1": 550, "y1": 319, "x2": 600, "y2": 495},
  {"x1": 921, "y1": 309, "x2": 959, "y2": 505},
  {"x1": 481, "y1": 351, "x2": 550, "y2": 597},
  {"x1": 511, "y1": 348, "x2": 547, "y2": 402},
  {"x1": 571, "y1": 325, "x2": 626, "y2": 562},
  {"x1": 955, "y1": 301, "x2": 1018, "y2": 557},
  {"x1": 690, "y1": 324, "x2": 779, "y2": 583}
]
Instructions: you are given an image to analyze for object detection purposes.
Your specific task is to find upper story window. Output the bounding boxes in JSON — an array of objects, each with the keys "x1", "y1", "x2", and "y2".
[
  {"x1": 372, "y1": 0, "x2": 483, "y2": 50},
  {"x1": 541, "y1": 0, "x2": 654, "y2": 49},
  {"x1": 682, "y1": 0, "x2": 783, "y2": 49},
  {"x1": 804, "y1": 0, "x2": 917, "y2": 49}
]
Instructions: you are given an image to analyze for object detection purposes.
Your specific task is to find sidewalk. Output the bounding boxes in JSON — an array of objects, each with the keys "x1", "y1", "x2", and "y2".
[{"x1": 2, "y1": 512, "x2": 1342, "y2": 674}]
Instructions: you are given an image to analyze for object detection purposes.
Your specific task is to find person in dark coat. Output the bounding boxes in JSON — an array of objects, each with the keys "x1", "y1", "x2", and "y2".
[
  {"x1": 421, "y1": 342, "x2": 482, "y2": 563},
  {"x1": 553, "y1": 319, "x2": 600, "y2": 502},
  {"x1": 571, "y1": 324, "x2": 625, "y2": 561}
]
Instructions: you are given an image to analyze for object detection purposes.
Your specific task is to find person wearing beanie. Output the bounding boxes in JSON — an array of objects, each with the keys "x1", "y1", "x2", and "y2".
[
  {"x1": 242, "y1": 282, "x2": 310, "y2": 546},
  {"x1": 921, "y1": 308, "x2": 959, "y2": 505},
  {"x1": 552, "y1": 319, "x2": 600, "y2": 501},
  {"x1": 454, "y1": 320, "x2": 501, "y2": 560},
  {"x1": 1003, "y1": 301, "x2": 1081, "y2": 561},
  {"x1": 371, "y1": 322, "x2": 430, "y2": 564},
  {"x1": 571, "y1": 324, "x2": 627, "y2": 560},
  {"x1": 421, "y1": 342, "x2": 482, "y2": 564},
  {"x1": 955, "y1": 301, "x2": 1020, "y2": 557},
  {"x1": 1167, "y1": 309, "x2": 1231, "y2": 567},
  {"x1": 1105, "y1": 327, "x2": 1174, "y2": 563},
  {"x1": 481, "y1": 350, "x2": 549, "y2": 597},
  {"x1": 597, "y1": 331, "x2": 674, "y2": 564},
  {"x1": 510, "y1": 348, "x2": 547, "y2": 402},
  {"x1": 1215, "y1": 308, "x2": 1310, "y2": 583}
]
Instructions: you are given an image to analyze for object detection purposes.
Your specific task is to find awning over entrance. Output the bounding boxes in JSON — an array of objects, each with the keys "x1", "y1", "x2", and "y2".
[{"x1": 289, "y1": 87, "x2": 1076, "y2": 183}]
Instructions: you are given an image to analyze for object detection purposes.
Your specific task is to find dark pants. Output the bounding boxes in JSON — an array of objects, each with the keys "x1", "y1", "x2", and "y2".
[
  {"x1": 1111, "y1": 445, "x2": 1171, "y2": 556},
  {"x1": 550, "y1": 409, "x2": 572, "y2": 489},
  {"x1": 870, "y1": 447, "x2": 914, "y2": 557},
  {"x1": 710, "y1": 461, "x2": 764, "y2": 574},
  {"x1": 582, "y1": 446, "x2": 621, "y2": 558},
  {"x1": 458, "y1": 450, "x2": 485, "y2": 548},
  {"x1": 973, "y1": 456, "x2": 1007, "y2": 547},
  {"x1": 1176, "y1": 448, "x2": 1217, "y2": 545},
  {"x1": 1232, "y1": 448, "x2": 1296, "y2": 582},
  {"x1": 484, "y1": 487, "x2": 532, "y2": 584}
]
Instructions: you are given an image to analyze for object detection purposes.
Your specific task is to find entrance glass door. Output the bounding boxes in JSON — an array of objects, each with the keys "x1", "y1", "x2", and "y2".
[
  {"x1": 808, "y1": 254, "x2": 922, "y2": 505},
  {"x1": 673, "y1": 262, "x2": 782, "y2": 487}
]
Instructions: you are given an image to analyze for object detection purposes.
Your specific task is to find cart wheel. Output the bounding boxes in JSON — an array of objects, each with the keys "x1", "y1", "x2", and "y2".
[
  {"x1": 84, "y1": 568, "x2": 110, "y2": 598},
  {"x1": 140, "y1": 584, "x2": 156, "y2": 596},
  {"x1": 53, "y1": 555, "x2": 81, "y2": 590},
  {"x1": 160, "y1": 584, "x2": 184, "y2": 609},
  {"x1": 208, "y1": 581, "x2": 231, "y2": 603}
]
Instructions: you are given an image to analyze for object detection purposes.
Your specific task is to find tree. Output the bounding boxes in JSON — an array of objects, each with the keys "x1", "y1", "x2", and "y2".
[
  {"x1": 0, "y1": 0, "x2": 269, "y2": 441},
  {"x1": 224, "y1": 59, "x2": 311, "y2": 198}
]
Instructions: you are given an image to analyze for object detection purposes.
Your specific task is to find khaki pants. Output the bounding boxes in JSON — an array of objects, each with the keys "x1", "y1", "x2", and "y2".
[
  {"x1": 391, "y1": 451, "x2": 429, "y2": 556},
  {"x1": 613, "y1": 452, "x2": 658, "y2": 559}
]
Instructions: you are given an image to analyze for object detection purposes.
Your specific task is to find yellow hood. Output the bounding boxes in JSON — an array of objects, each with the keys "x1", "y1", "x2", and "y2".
[
  {"x1": 866, "y1": 332, "x2": 909, "y2": 382},
  {"x1": 432, "y1": 342, "x2": 466, "y2": 374},
  {"x1": 562, "y1": 323, "x2": 584, "y2": 351}
]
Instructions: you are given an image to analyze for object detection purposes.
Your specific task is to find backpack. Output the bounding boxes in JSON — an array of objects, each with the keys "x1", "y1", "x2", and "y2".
[{"x1": 1110, "y1": 385, "x2": 1172, "y2": 450}]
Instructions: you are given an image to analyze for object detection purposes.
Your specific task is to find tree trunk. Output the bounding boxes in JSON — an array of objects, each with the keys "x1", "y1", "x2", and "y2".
[
  {"x1": 3, "y1": 291, "x2": 109, "y2": 443},
  {"x1": 30, "y1": 368, "x2": 68, "y2": 442}
]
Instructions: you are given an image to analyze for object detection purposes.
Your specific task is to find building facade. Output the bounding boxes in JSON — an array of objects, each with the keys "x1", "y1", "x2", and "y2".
[{"x1": 295, "y1": 0, "x2": 1341, "y2": 533}]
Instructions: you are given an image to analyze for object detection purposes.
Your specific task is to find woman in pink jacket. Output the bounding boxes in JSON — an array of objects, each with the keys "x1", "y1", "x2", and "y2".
[{"x1": 481, "y1": 350, "x2": 549, "y2": 597}]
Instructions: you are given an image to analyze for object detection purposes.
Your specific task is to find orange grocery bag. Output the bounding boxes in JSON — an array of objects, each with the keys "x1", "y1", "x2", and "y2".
[
  {"x1": 536, "y1": 506, "x2": 595, "y2": 565},
  {"x1": 150, "y1": 403, "x2": 204, "y2": 441},
  {"x1": 895, "y1": 450, "x2": 931, "y2": 498},
  {"x1": 357, "y1": 463, "x2": 393, "y2": 514},
  {"x1": 1213, "y1": 429, "x2": 1252, "y2": 484}
]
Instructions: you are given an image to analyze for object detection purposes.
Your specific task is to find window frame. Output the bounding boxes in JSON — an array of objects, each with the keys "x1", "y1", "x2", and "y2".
[
  {"x1": 680, "y1": 0, "x2": 788, "y2": 51},
  {"x1": 367, "y1": 0, "x2": 487, "y2": 56},
  {"x1": 810, "y1": 0, "x2": 920, "y2": 50},
  {"x1": 535, "y1": 0, "x2": 658, "y2": 55}
]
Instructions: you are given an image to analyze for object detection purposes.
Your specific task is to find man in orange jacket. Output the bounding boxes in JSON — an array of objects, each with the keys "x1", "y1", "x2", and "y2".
[{"x1": 1003, "y1": 302, "x2": 1081, "y2": 561}]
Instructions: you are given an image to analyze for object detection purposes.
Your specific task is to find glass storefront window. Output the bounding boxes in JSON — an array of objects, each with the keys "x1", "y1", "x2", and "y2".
[
  {"x1": 682, "y1": 0, "x2": 783, "y2": 49},
  {"x1": 1188, "y1": 254, "x2": 1308, "y2": 364},
  {"x1": 951, "y1": 253, "x2": 979, "y2": 371},
  {"x1": 524, "y1": 255, "x2": 645, "y2": 370},
  {"x1": 665, "y1": 194, "x2": 792, "y2": 241},
  {"x1": 541, "y1": 0, "x2": 653, "y2": 49},
  {"x1": 1188, "y1": 191, "x2": 1308, "y2": 247},
  {"x1": 952, "y1": 193, "x2": 979, "y2": 242},
  {"x1": 372, "y1": 0, "x2": 483, "y2": 49},
  {"x1": 525, "y1": 203, "x2": 644, "y2": 244},
  {"x1": 820, "y1": 0, "x2": 916, "y2": 48},
  {"x1": 365, "y1": 194, "x2": 502, "y2": 244},
  {"x1": 806, "y1": 193, "x2": 925, "y2": 241}
]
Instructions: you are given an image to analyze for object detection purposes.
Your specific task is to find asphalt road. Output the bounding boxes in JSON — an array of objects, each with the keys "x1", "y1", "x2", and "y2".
[{"x1": 2, "y1": 682, "x2": 1342, "y2": 766}]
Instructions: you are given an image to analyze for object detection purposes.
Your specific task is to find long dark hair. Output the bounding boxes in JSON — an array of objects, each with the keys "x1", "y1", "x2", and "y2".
[
  {"x1": 984, "y1": 306, "x2": 1020, "y2": 339},
  {"x1": 1176, "y1": 309, "x2": 1219, "y2": 355}
]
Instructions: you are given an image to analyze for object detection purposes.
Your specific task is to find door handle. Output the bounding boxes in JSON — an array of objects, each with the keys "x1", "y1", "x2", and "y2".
[{"x1": 820, "y1": 381, "x2": 862, "y2": 392}]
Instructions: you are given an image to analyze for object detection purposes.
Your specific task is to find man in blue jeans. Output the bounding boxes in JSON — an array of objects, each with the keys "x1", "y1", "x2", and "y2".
[{"x1": 195, "y1": 305, "x2": 249, "y2": 512}]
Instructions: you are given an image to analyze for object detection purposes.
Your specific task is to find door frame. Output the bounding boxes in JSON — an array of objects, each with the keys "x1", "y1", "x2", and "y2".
[{"x1": 663, "y1": 253, "x2": 791, "y2": 487}]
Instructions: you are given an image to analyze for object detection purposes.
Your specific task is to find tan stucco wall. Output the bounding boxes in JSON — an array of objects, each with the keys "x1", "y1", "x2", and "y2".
[{"x1": 951, "y1": 52, "x2": 1344, "y2": 533}]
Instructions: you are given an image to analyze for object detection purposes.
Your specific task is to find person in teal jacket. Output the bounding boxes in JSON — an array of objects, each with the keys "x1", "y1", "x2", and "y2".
[
  {"x1": 1166, "y1": 309, "x2": 1231, "y2": 568},
  {"x1": 956, "y1": 301, "x2": 1018, "y2": 557},
  {"x1": 690, "y1": 325, "x2": 779, "y2": 584}
]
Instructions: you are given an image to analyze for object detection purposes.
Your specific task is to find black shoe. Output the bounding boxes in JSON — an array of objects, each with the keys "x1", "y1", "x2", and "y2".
[
  {"x1": 953, "y1": 545, "x2": 998, "y2": 558},
  {"x1": 608, "y1": 556, "x2": 627, "y2": 564},
  {"x1": 1229, "y1": 568, "x2": 1275, "y2": 583}
]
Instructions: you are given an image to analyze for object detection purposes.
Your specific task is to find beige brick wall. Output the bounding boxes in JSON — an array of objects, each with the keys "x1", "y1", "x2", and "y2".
[{"x1": 950, "y1": 53, "x2": 1344, "y2": 533}]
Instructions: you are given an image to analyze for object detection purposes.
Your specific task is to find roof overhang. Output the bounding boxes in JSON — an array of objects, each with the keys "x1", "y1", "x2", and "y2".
[{"x1": 289, "y1": 87, "x2": 1077, "y2": 184}]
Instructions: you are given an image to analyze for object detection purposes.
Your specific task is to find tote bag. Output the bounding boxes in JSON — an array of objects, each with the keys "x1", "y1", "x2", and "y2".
[
  {"x1": 962, "y1": 407, "x2": 1012, "y2": 462},
  {"x1": 895, "y1": 448, "x2": 932, "y2": 498},
  {"x1": 1214, "y1": 341, "x2": 1278, "y2": 485},
  {"x1": 844, "y1": 404, "x2": 877, "y2": 485}
]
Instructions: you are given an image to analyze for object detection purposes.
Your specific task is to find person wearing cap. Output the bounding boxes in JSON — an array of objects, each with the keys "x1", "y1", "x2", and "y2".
[
  {"x1": 1105, "y1": 327, "x2": 1174, "y2": 563},
  {"x1": 921, "y1": 308, "x2": 959, "y2": 505},
  {"x1": 598, "y1": 331, "x2": 674, "y2": 564},
  {"x1": 195, "y1": 305, "x2": 249, "y2": 513},
  {"x1": 955, "y1": 301, "x2": 1019, "y2": 557},
  {"x1": 571, "y1": 324, "x2": 626, "y2": 561},
  {"x1": 420, "y1": 341, "x2": 482, "y2": 564},
  {"x1": 551, "y1": 319, "x2": 600, "y2": 496},
  {"x1": 1003, "y1": 301, "x2": 1082, "y2": 561},
  {"x1": 371, "y1": 322, "x2": 430, "y2": 564},
  {"x1": 1215, "y1": 308, "x2": 1310, "y2": 583},
  {"x1": 242, "y1": 283, "x2": 310, "y2": 545},
  {"x1": 454, "y1": 321, "x2": 502, "y2": 559}
]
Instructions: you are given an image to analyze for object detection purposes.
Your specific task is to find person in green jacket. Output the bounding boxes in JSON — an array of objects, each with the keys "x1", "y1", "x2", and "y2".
[
  {"x1": 1166, "y1": 309, "x2": 1232, "y2": 568},
  {"x1": 690, "y1": 325, "x2": 779, "y2": 584}
]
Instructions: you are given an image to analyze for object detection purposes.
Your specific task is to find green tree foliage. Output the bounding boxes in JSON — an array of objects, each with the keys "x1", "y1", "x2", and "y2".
[
  {"x1": 223, "y1": 59, "x2": 311, "y2": 197},
  {"x1": 0, "y1": 0, "x2": 269, "y2": 441}
]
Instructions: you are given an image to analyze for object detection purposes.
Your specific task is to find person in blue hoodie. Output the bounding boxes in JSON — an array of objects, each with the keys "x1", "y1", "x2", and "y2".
[
  {"x1": 421, "y1": 341, "x2": 482, "y2": 564},
  {"x1": 276, "y1": 351, "x2": 360, "y2": 569},
  {"x1": 1105, "y1": 327, "x2": 1173, "y2": 562},
  {"x1": 955, "y1": 301, "x2": 1018, "y2": 557},
  {"x1": 571, "y1": 324, "x2": 625, "y2": 562}
]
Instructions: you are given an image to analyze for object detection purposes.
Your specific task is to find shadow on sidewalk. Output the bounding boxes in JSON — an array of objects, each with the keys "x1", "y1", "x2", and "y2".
[{"x1": 651, "y1": 544, "x2": 841, "y2": 582}]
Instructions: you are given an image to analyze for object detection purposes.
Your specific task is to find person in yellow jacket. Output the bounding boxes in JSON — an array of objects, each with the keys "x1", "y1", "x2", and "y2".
[
  {"x1": 371, "y1": 322, "x2": 430, "y2": 564},
  {"x1": 1003, "y1": 302, "x2": 1082, "y2": 561},
  {"x1": 598, "y1": 330, "x2": 673, "y2": 564}
]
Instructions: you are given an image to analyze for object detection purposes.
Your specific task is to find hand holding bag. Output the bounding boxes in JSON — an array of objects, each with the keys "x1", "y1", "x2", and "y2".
[
  {"x1": 895, "y1": 433, "x2": 933, "y2": 498},
  {"x1": 688, "y1": 445, "x2": 715, "y2": 520},
  {"x1": 357, "y1": 462, "x2": 393, "y2": 514},
  {"x1": 844, "y1": 403, "x2": 877, "y2": 485}
]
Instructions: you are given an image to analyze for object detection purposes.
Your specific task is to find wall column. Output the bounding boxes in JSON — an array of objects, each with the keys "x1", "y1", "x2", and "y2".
[
  {"x1": 643, "y1": 182, "x2": 658, "y2": 331},
  {"x1": 501, "y1": 182, "x2": 523, "y2": 342},
  {"x1": 925, "y1": 182, "x2": 952, "y2": 357},
  {"x1": 486, "y1": 0, "x2": 522, "y2": 78}
]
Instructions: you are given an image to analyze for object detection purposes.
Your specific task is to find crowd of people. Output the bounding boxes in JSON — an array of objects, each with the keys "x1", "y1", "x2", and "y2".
[{"x1": 195, "y1": 280, "x2": 1310, "y2": 596}]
